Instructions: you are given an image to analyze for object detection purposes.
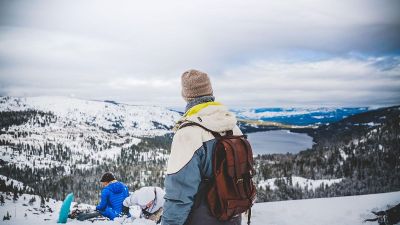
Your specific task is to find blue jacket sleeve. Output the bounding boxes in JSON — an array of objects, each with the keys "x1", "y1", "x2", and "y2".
[
  {"x1": 96, "y1": 188, "x2": 110, "y2": 211},
  {"x1": 162, "y1": 150, "x2": 203, "y2": 225}
]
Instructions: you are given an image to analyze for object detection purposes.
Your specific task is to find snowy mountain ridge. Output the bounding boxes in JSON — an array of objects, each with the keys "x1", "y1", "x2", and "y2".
[
  {"x1": 232, "y1": 107, "x2": 369, "y2": 125},
  {"x1": 0, "y1": 96, "x2": 180, "y2": 176},
  {"x1": 0, "y1": 96, "x2": 181, "y2": 136}
]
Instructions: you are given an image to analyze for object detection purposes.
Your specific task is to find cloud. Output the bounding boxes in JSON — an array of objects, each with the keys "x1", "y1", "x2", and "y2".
[
  {"x1": 0, "y1": 0, "x2": 399, "y2": 107},
  {"x1": 1, "y1": 55, "x2": 398, "y2": 108},
  {"x1": 215, "y1": 57, "x2": 400, "y2": 107}
]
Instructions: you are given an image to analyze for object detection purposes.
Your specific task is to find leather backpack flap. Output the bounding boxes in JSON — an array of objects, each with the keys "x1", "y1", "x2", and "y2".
[
  {"x1": 216, "y1": 138, "x2": 253, "y2": 220},
  {"x1": 222, "y1": 137, "x2": 257, "y2": 215},
  {"x1": 208, "y1": 140, "x2": 236, "y2": 218},
  {"x1": 206, "y1": 141, "x2": 226, "y2": 217}
]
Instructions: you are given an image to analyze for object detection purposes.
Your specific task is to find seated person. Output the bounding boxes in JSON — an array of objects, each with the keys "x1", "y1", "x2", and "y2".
[
  {"x1": 95, "y1": 172, "x2": 129, "y2": 220},
  {"x1": 123, "y1": 186, "x2": 165, "y2": 223}
]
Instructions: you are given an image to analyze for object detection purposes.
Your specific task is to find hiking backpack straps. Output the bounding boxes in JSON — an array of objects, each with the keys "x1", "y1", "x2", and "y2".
[{"x1": 178, "y1": 122, "x2": 257, "y2": 225}]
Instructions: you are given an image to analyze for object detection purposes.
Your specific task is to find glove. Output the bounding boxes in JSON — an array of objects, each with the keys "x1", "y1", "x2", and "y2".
[
  {"x1": 148, "y1": 207, "x2": 163, "y2": 223},
  {"x1": 122, "y1": 206, "x2": 130, "y2": 215}
]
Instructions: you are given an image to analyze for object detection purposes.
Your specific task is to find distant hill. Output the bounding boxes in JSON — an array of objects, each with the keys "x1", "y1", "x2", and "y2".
[
  {"x1": 0, "y1": 96, "x2": 180, "y2": 203},
  {"x1": 256, "y1": 105, "x2": 400, "y2": 202},
  {"x1": 232, "y1": 107, "x2": 369, "y2": 126}
]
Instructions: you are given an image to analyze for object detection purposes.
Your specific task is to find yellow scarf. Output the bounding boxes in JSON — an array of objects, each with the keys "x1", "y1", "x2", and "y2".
[{"x1": 183, "y1": 101, "x2": 222, "y2": 117}]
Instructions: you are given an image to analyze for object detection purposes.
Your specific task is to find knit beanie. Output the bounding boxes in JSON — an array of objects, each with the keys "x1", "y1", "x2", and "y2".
[
  {"x1": 100, "y1": 172, "x2": 116, "y2": 182},
  {"x1": 181, "y1": 69, "x2": 213, "y2": 102}
]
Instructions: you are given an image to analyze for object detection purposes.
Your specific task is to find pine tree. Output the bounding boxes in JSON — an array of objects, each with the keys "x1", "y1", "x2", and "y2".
[
  {"x1": 28, "y1": 197, "x2": 36, "y2": 206},
  {"x1": 0, "y1": 195, "x2": 4, "y2": 205},
  {"x1": 40, "y1": 195, "x2": 45, "y2": 208},
  {"x1": 12, "y1": 190, "x2": 18, "y2": 202},
  {"x1": 3, "y1": 211, "x2": 11, "y2": 220}
]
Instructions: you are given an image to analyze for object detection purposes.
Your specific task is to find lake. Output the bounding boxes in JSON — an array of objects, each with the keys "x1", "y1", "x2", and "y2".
[{"x1": 246, "y1": 130, "x2": 314, "y2": 155}]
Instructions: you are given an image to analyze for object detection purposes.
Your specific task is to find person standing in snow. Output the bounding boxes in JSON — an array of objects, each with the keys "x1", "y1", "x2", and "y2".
[
  {"x1": 162, "y1": 69, "x2": 243, "y2": 225},
  {"x1": 95, "y1": 172, "x2": 129, "y2": 220},
  {"x1": 123, "y1": 186, "x2": 165, "y2": 223}
]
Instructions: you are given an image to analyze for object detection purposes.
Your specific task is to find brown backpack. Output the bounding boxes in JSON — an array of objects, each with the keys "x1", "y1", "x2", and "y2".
[{"x1": 180, "y1": 122, "x2": 257, "y2": 225}]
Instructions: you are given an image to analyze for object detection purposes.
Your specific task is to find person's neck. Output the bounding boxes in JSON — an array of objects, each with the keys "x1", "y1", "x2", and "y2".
[{"x1": 185, "y1": 96, "x2": 215, "y2": 113}]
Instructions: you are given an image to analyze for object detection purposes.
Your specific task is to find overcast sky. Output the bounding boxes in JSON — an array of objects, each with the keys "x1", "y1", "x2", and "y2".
[{"x1": 0, "y1": 0, "x2": 399, "y2": 108}]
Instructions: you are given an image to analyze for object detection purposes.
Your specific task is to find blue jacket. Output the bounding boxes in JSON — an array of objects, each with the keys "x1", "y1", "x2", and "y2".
[
  {"x1": 96, "y1": 181, "x2": 129, "y2": 220},
  {"x1": 162, "y1": 102, "x2": 243, "y2": 225}
]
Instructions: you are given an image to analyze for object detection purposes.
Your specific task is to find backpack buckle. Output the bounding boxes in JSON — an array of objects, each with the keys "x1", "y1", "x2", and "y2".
[
  {"x1": 249, "y1": 169, "x2": 255, "y2": 177},
  {"x1": 236, "y1": 178, "x2": 243, "y2": 184}
]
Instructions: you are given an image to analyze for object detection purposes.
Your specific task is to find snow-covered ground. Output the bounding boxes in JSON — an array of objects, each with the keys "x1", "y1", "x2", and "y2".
[
  {"x1": 0, "y1": 192, "x2": 155, "y2": 225},
  {"x1": 250, "y1": 191, "x2": 400, "y2": 225},
  {"x1": 1, "y1": 191, "x2": 399, "y2": 225}
]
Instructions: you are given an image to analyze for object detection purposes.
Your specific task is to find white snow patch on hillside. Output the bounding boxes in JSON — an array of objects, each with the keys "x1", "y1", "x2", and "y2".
[
  {"x1": 339, "y1": 148, "x2": 348, "y2": 161},
  {"x1": 0, "y1": 145, "x2": 66, "y2": 170},
  {"x1": 258, "y1": 176, "x2": 343, "y2": 191},
  {"x1": 0, "y1": 175, "x2": 33, "y2": 192}
]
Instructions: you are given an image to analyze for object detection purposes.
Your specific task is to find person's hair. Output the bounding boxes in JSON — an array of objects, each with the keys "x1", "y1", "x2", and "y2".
[{"x1": 100, "y1": 172, "x2": 116, "y2": 183}]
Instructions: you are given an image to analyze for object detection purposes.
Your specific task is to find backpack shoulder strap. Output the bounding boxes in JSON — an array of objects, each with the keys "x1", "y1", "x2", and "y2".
[{"x1": 178, "y1": 122, "x2": 223, "y2": 138}]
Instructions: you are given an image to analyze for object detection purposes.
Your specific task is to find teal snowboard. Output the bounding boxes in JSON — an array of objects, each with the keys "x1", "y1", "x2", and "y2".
[{"x1": 58, "y1": 193, "x2": 74, "y2": 223}]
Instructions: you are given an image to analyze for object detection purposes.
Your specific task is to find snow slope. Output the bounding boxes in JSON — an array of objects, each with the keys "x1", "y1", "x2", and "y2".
[
  {"x1": 1, "y1": 191, "x2": 399, "y2": 225},
  {"x1": 0, "y1": 96, "x2": 181, "y2": 173},
  {"x1": 0, "y1": 96, "x2": 181, "y2": 137}
]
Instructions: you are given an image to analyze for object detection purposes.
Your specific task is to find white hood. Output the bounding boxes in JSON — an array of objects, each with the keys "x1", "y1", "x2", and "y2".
[
  {"x1": 167, "y1": 104, "x2": 242, "y2": 174},
  {"x1": 177, "y1": 104, "x2": 238, "y2": 133}
]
